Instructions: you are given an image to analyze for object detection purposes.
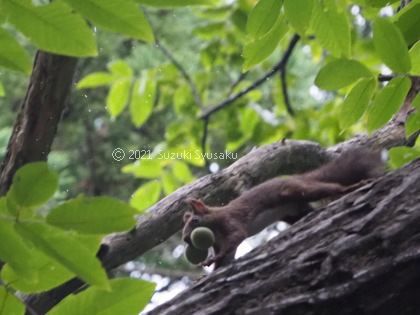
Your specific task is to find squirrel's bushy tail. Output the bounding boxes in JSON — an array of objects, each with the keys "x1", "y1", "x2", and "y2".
[{"x1": 307, "y1": 147, "x2": 385, "y2": 186}]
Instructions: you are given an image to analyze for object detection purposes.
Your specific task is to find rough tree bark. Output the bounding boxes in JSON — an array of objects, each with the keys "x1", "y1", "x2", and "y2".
[
  {"x1": 0, "y1": 51, "x2": 77, "y2": 196},
  {"x1": 150, "y1": 157, "x2": 420, "y2": 315}
]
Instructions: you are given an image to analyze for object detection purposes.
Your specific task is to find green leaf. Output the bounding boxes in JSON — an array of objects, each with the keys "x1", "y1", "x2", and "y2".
[
  {"x1": 0, "y1": 27, "x2": 31, "y2": 73},
  {"x1": 406, "y1": 112, "x2": 420, "y2": 136},
  {"x1": 2, "y1": 234, "x2": 101, "y2": 293},
  {"x1": 412, "y1": 91, "x2": 420, "y2": 109},
  {"x1": 393, "y1": 1, "x2": 420, "y2": 46},
  {"x1": 373, "y1": 17, "x2": 411, "y2": 73},
  {"x1": 106, "y1": 78, "x2": 131, "y2": 117},
  {"x1": 108, "y1": 60, "x2": 134, "y2": 77},
  {"x1": 173, "y1": 85, "x2": 195, "y2": 115},
  {"x1": 122, "y1": 159, "x2": 163, "y2": 179},
  {"x1": 311, "y1": 0, "x2": 351, "y2": 58},
  {"x1": 15, "y1": 221, "x2": 110, "y2": 290},
  {"x1": 246, "y1": 0, "x2": 282, "y2": 39},
  {"x1": 367, "y1": 76, "x2": 411, "y2": 131},
  {"x1": 130, "y1": 77, "x2": 156, "y2": 127},
  {"x1": 46, "y1": 195, "x2": 137, "y2": 234},
  {"x1": 365, "y1": 0, "x2": 399, "y2": 7},
  {"x1": 9, "y1": 162, "x2": 58, "y2": 208},
  {"x1": 315, "y1": 58, "x2": 373, "y2": 91},
  {"x1": 388, "y1": 146, "x2": 420, "y2": 169},
  {"x1": 47, "y1": 278, "x2": 156, "y2": 315},
  {"x1": 0, "y1": 216, "x2": 37, "y2": 282},
  {"x1": 0, "y1": 0, "x2": 97, "y2": 57},
  {"x1": 2, "y1": 251, "x2": 73, "y2": 293},
  {"x1": 405, "y1": 88, "x2": 420, "y2": 136},
  {"x1": 284, "y1": 0, "x2": 313, "y2": 36},
  {"x1": 136, "y1": 0, "x2": 217, "y2": 7},
  {"x1": 409, "y1": 41, "x2": 420, "y2": 75},
  {"x1": 0, "y1": 81, "x2": 5, "y2": 97},
  {"x1": 231, "y1": 9, "x2": 248, "y2": 33},
  {"x1": 240, "y1": 108, "x2": 259, "y2": 137},
  {"x1": 0, "y1": 286, "x2": 25, "y2": 315},
  {"x1": 172, "y1": 161, "x2": 194, "y2": 183},
  {"x1": 193, "y1": 22, "x2": 225, "y2": 40},
  {"x1": 76, "y1": 72, "x2": 117, "y2": 89},
  {"x1": 61, "y1": 0, "x2": 154, "y2": 42},
  {"x1": 243, "y1": 14, "x2": 289, "y2": 71},
  {"x1": 162, "y1": 172, "x2": 179, "y2": 195},
  {"x1": 339, "y1": 77, "x2": 376, "y2": 129},
  {"x1": 130, "y1": 181, "x2": 161, "y2": 212}
]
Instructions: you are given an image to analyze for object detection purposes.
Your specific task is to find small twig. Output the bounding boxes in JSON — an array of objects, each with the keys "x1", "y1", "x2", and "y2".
[
  {"x1": 227, "y1": 71, "x2": 249, "y2": 96},
  {"x1": 144, "y1": 9, "x2": 203, "y2": 109},
  {"x1": 280, "y1": 64, "x2": 295, "y2": 116},
  {"x1": 201, "y1": 117, "x2": 210, "y2": 171},
  {"x1": 199, "y1": 34, "x2": 300, "y2": 119},
  {"x1": 155, "y1": 39, "x2": 203, "y2": 109},
  {"x1": 378, "y1": 74, "x2": 420, "y2": 82},
  {"x1": 378, "y1": 74, "x2": 395, "y2": 82}
]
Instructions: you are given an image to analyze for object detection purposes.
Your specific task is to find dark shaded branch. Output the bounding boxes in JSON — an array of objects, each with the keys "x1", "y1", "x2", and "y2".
[
  {"x1": 378, "y1": 74, "x2": 395, "y2": 82},
  {"x1": 199, "y1": 34, "x2": 300, "y2": 119},
  {"x1": 227, "y1": 71, "x2": 249, "y2": 96},
  {"x1": 378, "y1": 74, "x2": 420, "y2": 82},
  {"x1": 144, "y1": 9, "x2": 203, "y2": 109},
  {"x1": 200, "y1": 117, "x2": 210, "y2": 171},
  {"x1": 143, "y1": 10, "x2": 203, "y2": 108},
  {"x1": 155, "y1": 39, "x2": 203, "y2": 109},
  {"x1": 280, "y1": 63, "x2": 295, "y2": 116}
]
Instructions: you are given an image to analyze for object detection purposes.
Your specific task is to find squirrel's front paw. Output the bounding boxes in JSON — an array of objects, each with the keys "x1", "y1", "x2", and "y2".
[{"x1": 200, "y1": 257, "x2": 215, "y2": 267}]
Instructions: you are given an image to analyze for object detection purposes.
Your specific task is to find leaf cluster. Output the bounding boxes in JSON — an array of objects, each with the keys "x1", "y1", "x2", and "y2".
[{"x1": 0, "y1": 162, "x2": 155, "y2": 314}]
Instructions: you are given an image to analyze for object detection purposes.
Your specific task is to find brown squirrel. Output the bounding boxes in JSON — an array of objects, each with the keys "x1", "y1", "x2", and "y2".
[{"x1": 183, "y1": 147, "x2": 384, "y2": 269}]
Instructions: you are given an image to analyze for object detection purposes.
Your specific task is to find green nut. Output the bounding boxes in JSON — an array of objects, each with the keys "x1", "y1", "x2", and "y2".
[
  {"x1": 184, "y1": 244, "x2": 208, "y2": 265},
  {"x1": 191, "y1": 227, "x2": 215, "y2": 250}
]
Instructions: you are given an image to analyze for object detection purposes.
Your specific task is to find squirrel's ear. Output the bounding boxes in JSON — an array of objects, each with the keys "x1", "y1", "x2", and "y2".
[{"x1": 186, "y1": 198, "x2": 208, "y2": 214}]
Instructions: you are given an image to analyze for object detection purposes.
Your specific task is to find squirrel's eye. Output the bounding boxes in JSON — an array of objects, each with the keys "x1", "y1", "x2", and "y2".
[{"x1": 191, "y1": 217, "x2": 200, "y2": 224}]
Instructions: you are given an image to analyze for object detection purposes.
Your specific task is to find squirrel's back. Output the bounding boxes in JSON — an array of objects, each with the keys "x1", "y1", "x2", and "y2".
[{"x1": 305, "y1": 147, "x2": 385, "y2": 186}]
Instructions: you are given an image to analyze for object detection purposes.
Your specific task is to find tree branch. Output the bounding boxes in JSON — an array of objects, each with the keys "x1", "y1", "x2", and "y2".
[
  {"x1": 144, "y1": 9, "x2": 203, "y2": 109},
  {"x1": 280, "y1": 62, "x2": 295, "y2": 116},
  {"x1": 155, "y1": 39, "x2": 204, "y2": 109},
  {"x1": 226, "y1": 71, "x2": 249, "y2": 96},
  {"x1": 200, "y1": 117, "x2": 211, "y2": 171},
  {"x1": 199, "y1": 34, "x2": 300, "y2": 119},
  {"x1": 0, "y1": 51, "x2": 77, "y2": 196},
  {"x1": 378, "y1": 74, "x2": 420, "y2": 82}
]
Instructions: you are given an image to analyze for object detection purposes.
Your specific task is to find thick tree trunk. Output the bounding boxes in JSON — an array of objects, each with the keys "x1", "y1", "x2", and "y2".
[
  {"x1": 0, "y1": 51, "x2": 77, "y2": 195},
  {"x1": 150, "y1": 158, "x2": 420, "y2": 315}
]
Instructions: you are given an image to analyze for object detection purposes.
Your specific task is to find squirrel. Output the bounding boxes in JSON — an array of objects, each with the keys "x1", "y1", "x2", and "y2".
[{"x1": 182, "y1": 147, "x2": 384, "y2": 269}]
